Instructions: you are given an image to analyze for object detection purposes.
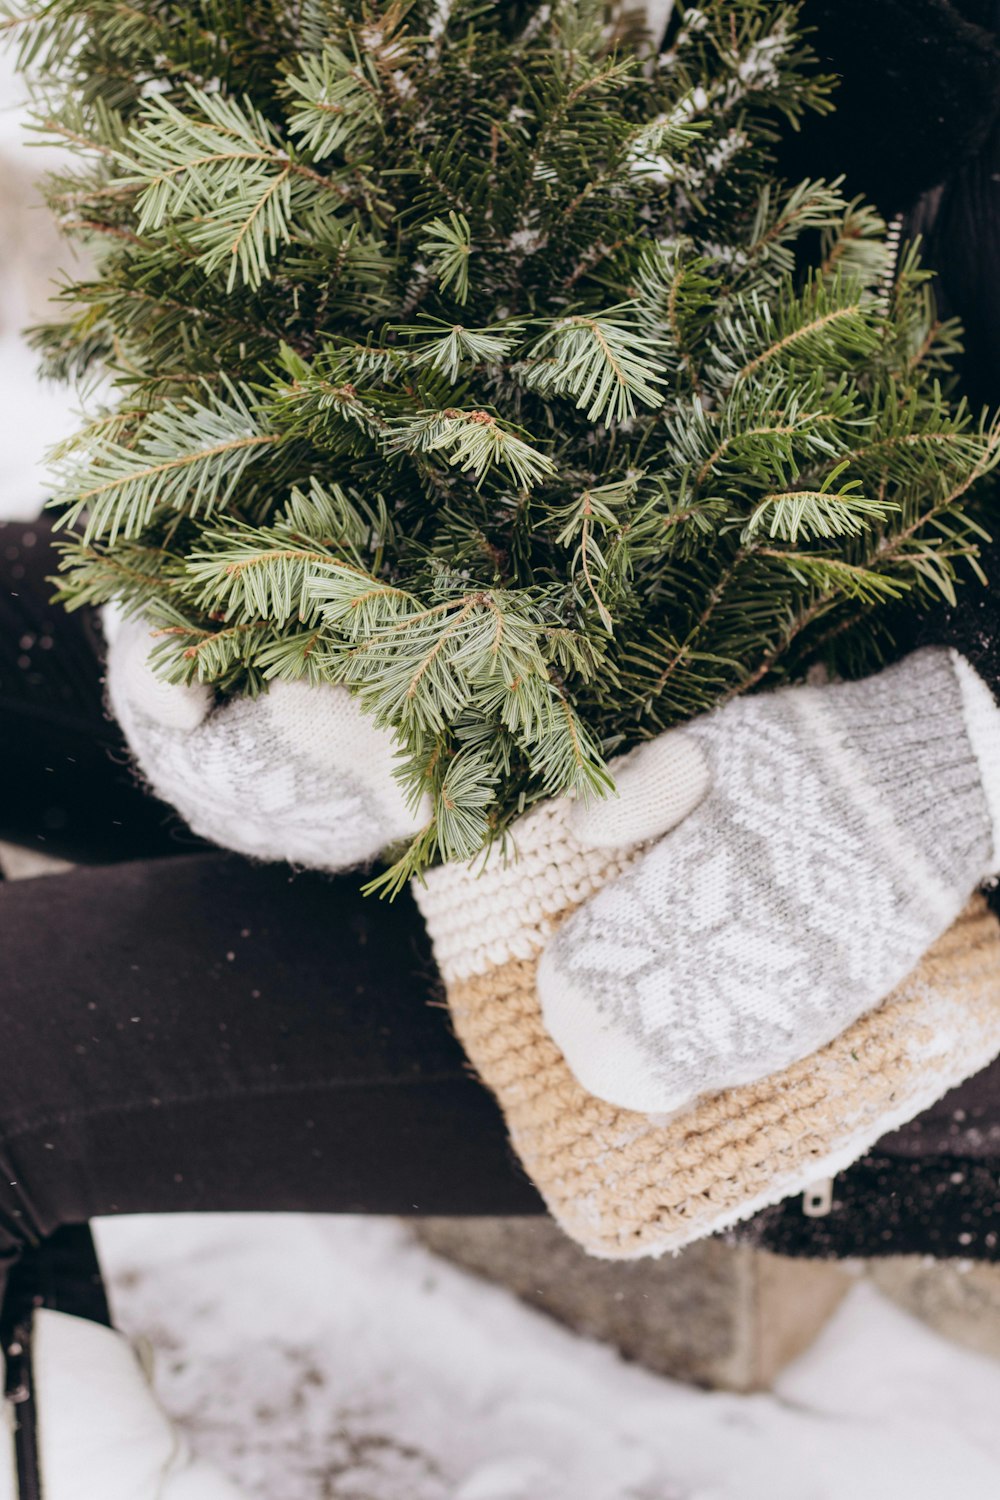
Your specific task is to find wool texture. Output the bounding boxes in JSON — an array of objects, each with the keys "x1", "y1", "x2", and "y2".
[
  {"x1": 538, "y1": 648, "x2": 1000, "y2": 1115},
  {"x1": 104, "y1": 611, "x2": 428, "y2": 870},
  {"x1": 570, "y1": 731, "x2": 711, "y2": 850},
  {"x1": 414, "y1": 795, "x2": 1000, "y2": 1259}
]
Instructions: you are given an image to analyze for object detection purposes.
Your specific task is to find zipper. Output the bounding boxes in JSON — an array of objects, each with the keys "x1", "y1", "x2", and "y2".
[
  {"x1": 878, "y1": 212, "x2": 905, "y2": 315},
  {"x1": 3, "y1": 1312, "x2": 41, "y2": 1500}
]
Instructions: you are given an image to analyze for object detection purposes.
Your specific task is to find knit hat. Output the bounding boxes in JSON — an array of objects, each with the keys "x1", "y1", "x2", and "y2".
[{"x1": 413, "y1": 792, "x2": 1000, "y2": 1259}]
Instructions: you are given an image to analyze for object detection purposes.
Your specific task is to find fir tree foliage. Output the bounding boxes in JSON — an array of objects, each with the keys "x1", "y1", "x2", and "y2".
[{"x1": 4, "y1": 0, "x2": 999, "y2": 889}]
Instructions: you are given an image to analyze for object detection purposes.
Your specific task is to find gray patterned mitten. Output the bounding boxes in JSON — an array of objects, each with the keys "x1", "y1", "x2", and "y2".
[
  {"x1": 104, "y1": 611, "x2": 427, "y2": 869},
  {"x1": 538, "y1": 647, "x2": 1000, "y2": 1114}
]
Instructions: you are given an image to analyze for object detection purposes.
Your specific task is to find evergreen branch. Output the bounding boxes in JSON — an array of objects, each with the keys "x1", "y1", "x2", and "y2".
[
  {"x1": 694, "y1": 422, "x2": 798, "y2": 489},
  {"x1": 284, "y1": 45, "x2": 382, "y2": 158},
  {"x1": 35, "y1": 115, "x2": 118, "y2": 156},
  {"x1": 418, "y1": 212, "x2": 472, "y2": 306},
  {"x1": 12, "y1": 0, "x2": 997, "y2": 879},
  {"x1": 395, "y1": 318, "x2": 524, "y2": 383},
  {"x1": 757, "y1": 550, "x2": 908, "y2": 602},
  {"x1": 118, "y1": 87, "x2": 356, "y2": 288},
  {"x1": 383, "y1": 408, "x2": 556, "y2": 489},
  {"x1": 736, "y1": 300, "x2": 867, "y2": 382},
  {"x1": 649, "y1": 547, "x2": 751, "y2": 699},
  {"x1": 521, "y1": 308, "x2": 666, "y2": 424},
  {"x1": 60, "y1": 218, "x2": 148, "y2": 246},
  {"x1": 51, "y1": 382, "x2": 281, "y2": 542},
  {"x1": 742, "y1": 463, "x2": 895, "y2": 542}
]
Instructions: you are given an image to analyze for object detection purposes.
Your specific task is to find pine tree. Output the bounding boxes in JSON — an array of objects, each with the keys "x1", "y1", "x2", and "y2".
[{"x1": 4, "y1": 0, "x2": 998, "y2": 890}]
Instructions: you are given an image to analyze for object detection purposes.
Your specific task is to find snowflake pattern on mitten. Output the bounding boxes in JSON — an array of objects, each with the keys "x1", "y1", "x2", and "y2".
[
  {"x1": 539, "y1": 648, "x2": 1000, "y2": 1112},
  {"x1": 105, "y1": 613, "x2": 427, "y2": 870}
]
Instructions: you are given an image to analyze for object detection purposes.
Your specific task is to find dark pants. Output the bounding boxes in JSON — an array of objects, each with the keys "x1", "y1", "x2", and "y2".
[{"x1": 3, "y1": 521, "x2": 1000, "y2": 1318}]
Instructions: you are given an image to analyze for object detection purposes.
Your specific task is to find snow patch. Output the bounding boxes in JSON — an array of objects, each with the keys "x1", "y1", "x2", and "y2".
[{"x1": 92, "y1": 1214, "x2": 1000, "y2": 1500}]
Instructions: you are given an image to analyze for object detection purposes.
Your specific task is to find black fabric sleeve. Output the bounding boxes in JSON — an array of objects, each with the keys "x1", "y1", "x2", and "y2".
[
  {"x1": 776, "y1": 0, "x2": 1000, "y2": 214},
  {"x1": 0, "y1": 519, "x2": 211, "y2": 864},
  {"x1": 780, "y1": 3, "x2": 1000, "y2": 712},
  {"x1": 901, "y1": 537, "x2": 1000, "y2": 707}
]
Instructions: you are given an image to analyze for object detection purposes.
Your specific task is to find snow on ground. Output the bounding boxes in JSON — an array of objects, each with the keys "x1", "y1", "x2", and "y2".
[
  {"x1": 95, "y1": 1213, "x2": 1000, "y2": 1500},
  {"x1": 0, "y1": 57, "x2": 89, "y2": 517},
  {"x1": 4, "y1": 38, "x2": 1000, "y2": 1500}
]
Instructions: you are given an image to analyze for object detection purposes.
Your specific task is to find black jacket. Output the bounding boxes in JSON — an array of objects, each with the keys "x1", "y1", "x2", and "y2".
[
  {"x1": 735, "y1": 0, "x2": 1000, "y2": 1260},
  {"x1": 782, "y1": 0, "x2": 1000, "y2": 843}
]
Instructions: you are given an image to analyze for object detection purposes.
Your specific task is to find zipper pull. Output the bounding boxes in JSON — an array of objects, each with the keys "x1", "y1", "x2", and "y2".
[{"x1": 802, "y1": 1177, "x2": 835, "y2": 1218}]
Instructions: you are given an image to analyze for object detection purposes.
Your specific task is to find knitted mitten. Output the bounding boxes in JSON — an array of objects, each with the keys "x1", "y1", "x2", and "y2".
[
  {"x1": 538, "y1": 647, "x2": 1000, "y2": 1113},
  {"x1": 414, "y1": 809, "x2": 1000, "y2": 1260},
  {"x1": 104, "y1": 612, "x2": 427, "y2": 868}
]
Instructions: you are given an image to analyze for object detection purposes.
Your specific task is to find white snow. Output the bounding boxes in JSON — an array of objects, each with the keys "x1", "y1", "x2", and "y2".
[
  {"x1": 94, "y1": 1214, "x2": 1000, "y2": 1500},
  {"x1": 3, "y1": 41, "x2": 1000, "y2": 1500},
  {"x1": 0, "y1": 328, "x2": 83, "y2": 519},
  {"x1": 0, "y1": 56, "x2": 89, "y2": 517}
]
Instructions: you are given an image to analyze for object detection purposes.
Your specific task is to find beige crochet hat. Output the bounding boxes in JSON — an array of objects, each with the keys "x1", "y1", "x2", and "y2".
[{"x1": 413, "y1": 795, "x2": 1000, "y2": 1259}]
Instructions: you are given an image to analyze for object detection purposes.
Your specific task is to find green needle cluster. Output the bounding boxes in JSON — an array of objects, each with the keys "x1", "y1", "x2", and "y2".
[{"x1": 4, "y1": 0, "x2": 997, "y2": 889}]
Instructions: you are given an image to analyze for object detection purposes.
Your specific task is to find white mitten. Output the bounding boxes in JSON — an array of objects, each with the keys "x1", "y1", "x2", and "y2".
[
  {"x1": 539, "y1": 647, "x2": 1000, "y2": 1114},
  {"x1": 104, "y1": 612, "x2": 427, "y2": 869}
]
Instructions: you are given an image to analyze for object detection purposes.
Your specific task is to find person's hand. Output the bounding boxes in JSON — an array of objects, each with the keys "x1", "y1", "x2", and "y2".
[
  {"x1": 538, "y1": 647, "x2": 1000, "y2": 1113},
  {"x1": 104, "y1": 611, "x2": 428, "y2": 869}
]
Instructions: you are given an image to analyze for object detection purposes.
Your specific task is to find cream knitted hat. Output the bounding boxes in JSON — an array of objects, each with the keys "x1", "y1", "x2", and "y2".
[{"x1": 413, "y1": 791, "x2": 1000, "y2": 1259}]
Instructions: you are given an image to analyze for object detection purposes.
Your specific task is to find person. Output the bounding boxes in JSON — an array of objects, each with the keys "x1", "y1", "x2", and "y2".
[
  {"x1": 1, "y1": 494, "x2": 998, "y2": 1489},
  {"x1": 2, "y1": 1, "x2": 1000, "y2": 1492}
]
